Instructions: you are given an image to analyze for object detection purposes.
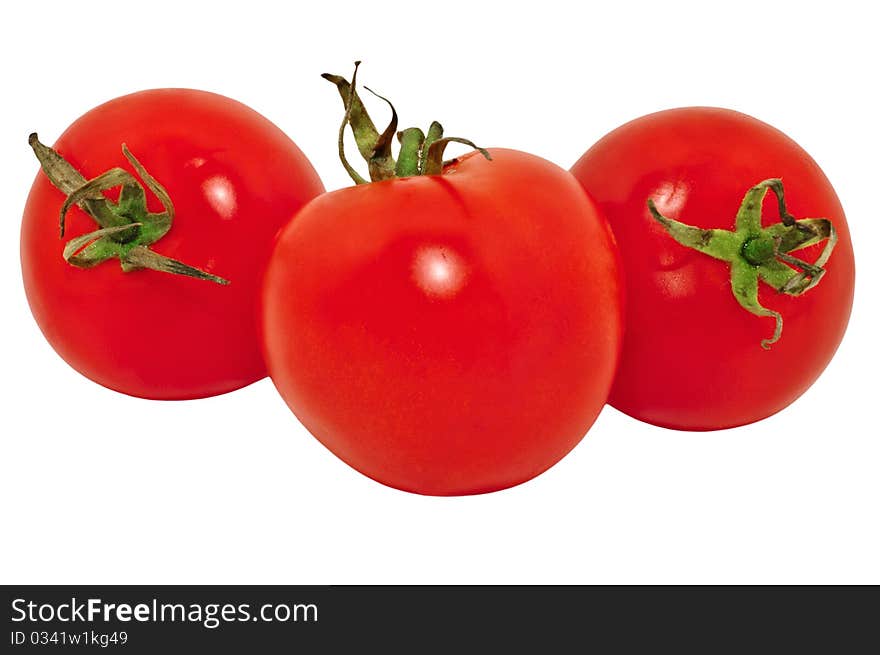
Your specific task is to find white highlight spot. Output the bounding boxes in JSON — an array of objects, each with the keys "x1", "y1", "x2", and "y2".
[
  {"x1": 202, "y1": 175, "x2": 237, "y2": 220},
  {"x1": 412, "y1": 246, "x2": 467, "y2": 298}
]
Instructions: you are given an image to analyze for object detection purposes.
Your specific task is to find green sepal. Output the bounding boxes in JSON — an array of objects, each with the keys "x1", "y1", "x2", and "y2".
[
  {"x1": 320, "y1": 72, "x2": 381, "y2": 161},
  {"x1": 647, "y1": 199, "x2": 740, "y2": 261},
  {"x1": 764, "y1": 218, "x2": 834, "y2": 254},
  {"x1": 29, "y1": 134, "x2": 125, "y2": 234},
  {"x1": 730, "y1": 258, "x2": 783, "y2": 349},
  {"x1": 362, "y1": 86, "x2": 398, "y2": 181}
]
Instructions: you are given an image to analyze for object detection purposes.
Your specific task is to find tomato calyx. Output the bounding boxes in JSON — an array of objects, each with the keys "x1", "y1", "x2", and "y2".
[
  {"x1": 323, "y1": 62, "x2": 492, "y2": 184},
  {"x1": 647, "y1": 178, "x2": 837, "y2": 349},
  {"x1": 28, "y1": 133, "x2": 229, "y2": 285}
]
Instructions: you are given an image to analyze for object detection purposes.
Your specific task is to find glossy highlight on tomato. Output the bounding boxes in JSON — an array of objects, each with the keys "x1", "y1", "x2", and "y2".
[
  {"x1": 22, "y1": 89, "x2": 324, "y2": 399},
  {"x1": 572, "y1": 107, "x2": 855, "y2": 430},
  {"x1": 262, "y1": 148, "x2": 623, "y2": 495}
]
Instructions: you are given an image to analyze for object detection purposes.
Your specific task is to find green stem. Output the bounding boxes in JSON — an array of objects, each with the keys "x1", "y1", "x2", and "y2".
[{"x1": 395, "y1": 128, "x2": 425, "y2": 177}]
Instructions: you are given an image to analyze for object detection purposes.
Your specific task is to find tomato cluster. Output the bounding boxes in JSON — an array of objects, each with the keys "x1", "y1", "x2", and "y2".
[{"x1": 21, "y1": 67, "x2": 854, "y2": 494}]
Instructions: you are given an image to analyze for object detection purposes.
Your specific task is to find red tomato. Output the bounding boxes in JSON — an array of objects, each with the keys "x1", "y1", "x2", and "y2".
[
  {"x1": 22, "y1": 89, "x2": 324, "y2": 399},
  {"x1": 571, "y1": 107, "x2": 855, "y2": 430},
  {"x1": 262, "y1": 149, "x2": 623, "y2": 495}
]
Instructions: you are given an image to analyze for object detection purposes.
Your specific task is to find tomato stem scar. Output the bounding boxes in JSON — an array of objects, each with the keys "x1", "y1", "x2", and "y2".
[{"x1": 647, "y1": 178, "x2": 837, "y2": 348}]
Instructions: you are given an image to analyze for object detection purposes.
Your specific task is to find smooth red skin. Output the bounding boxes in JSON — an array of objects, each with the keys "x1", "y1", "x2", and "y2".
[
  {"x1": 571, "y1": 108, "x2": 855, "y2": 430},
  {"x1": 262, "y1": 149, "x2": 623, "y2": 495},
  {"x1": 22, "y1": 89, "x2": 324, "y2": 399}
]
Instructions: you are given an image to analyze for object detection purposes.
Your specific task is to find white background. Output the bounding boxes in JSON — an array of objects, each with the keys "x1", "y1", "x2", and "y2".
[{"x1": 1, "y1": 0, "x2": 877, "y2": 584}]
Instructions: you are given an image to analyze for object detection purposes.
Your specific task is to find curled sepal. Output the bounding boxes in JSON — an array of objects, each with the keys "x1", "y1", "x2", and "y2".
[
  {"x1": 647, "y1": 178, "x2": 838, "y2": 348},
  {"x1": 422, "y1": 137, "x2": 492, "y2": 176},
  {"x1": 122, "y1": 145, "x2": 174, "y2": 220},
  {"x1": 320, "y1": 70, "x2": 380, "y2": 161},
  {"x1": 764, "y1": 218, "x2": 837, "y2": 295},
  {"x1": 331, "y1": 61, "x2": 369, "y2": 185},
  {"x1": 731, "y1": 258, "x2": 783, "y2": 349},
  {"x1": 29, "y1": 134, "x2": 228, "y2": 285},
  {"x1": 362, "y1": 86, "x2": 398, "y2": 181}
]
